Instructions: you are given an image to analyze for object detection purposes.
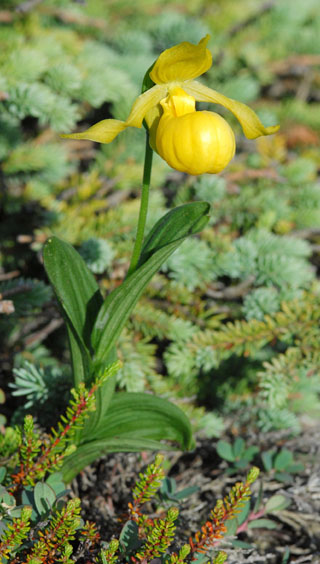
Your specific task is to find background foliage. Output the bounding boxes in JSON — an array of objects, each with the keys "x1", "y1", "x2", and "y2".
[{"x1": 1, "y1": 0, "x2": 319, "y2": 439}]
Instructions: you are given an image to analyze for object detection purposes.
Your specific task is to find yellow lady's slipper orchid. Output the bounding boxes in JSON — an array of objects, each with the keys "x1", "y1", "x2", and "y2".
[
  {"x1": 62, "y1": 35, "x2": 279, "y2": 175},
  {"x1": 156, "y1": 87, "x2": 235, "y2": 174}
]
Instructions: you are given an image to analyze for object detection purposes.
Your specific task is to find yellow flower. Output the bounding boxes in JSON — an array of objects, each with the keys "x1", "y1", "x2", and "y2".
[
  {"x1": 62, "y1": 35, "x2": 279, "y2": 174},
  {"x1": 156, "y1": 86, "x2": 235, "y2": 174}
]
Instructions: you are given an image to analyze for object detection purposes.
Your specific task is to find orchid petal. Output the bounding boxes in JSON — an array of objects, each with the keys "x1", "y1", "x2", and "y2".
[
  {"x1": 185, "y1": 81, "x2": 280, "y2": 139},
  {"x1": 125, "y1": 85, "x2": 168, "y2": 128},
  {"x1": 150, "y1": 35, "x2": 212, "y2": 85},
  {"x1": 61, "y1": 119, "x2": 127, "y2": 144}
]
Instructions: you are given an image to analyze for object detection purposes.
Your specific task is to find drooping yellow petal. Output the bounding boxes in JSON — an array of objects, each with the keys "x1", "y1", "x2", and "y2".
[
  {"x1": 149, "y1": 35, "x2": 212, "y2": 85},
  {"x1": 185, "y1": 81, "x2": 280, "y2": 139},
  {"x1": 61, "y1": 119, "x2": 127, "y2": 144},
  {"x1": 125, "y1": 84, "x2": 168, "y2": 128},
  {"x1": 61, "y1": 86, "x2": 167, "y2": 144}
]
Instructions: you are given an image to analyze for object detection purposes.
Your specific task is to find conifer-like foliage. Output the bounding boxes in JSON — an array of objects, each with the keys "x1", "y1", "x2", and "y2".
[
  {"x1": 7, "y1": 363, "x2": 119, "y2": 492},
  {"x1": 0, "y1": 437, "x2": 266, "y2": 563}
]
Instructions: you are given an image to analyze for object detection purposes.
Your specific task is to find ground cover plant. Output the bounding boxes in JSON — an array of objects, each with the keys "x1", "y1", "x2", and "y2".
[{"x1": 0, "y1": 0, "x2": 319, "y2": 561}]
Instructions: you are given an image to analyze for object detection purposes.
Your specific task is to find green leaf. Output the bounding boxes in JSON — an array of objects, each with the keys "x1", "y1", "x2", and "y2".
[
  {"x1": 253, "y1": 482, "x2": 263, "y2": 513},
  {"x1": 46, "y1": 472, "x2": 67, "y2": 498},
  {"x1": 67, "y1": 328, "x2": 90, "y2": 387},
  {"x1": 235, "y1": 499, "x2": 250, "y2": 525},
  {"x1": 233, "y1": 437, "x2": 245, "y2": 459},
  {"x1": 225, "y1": 517, "x2": 238, "y2": 535},
  {"x1": 226, "y1": 466, "x2": 238, "y2": 475},
  {"x1": 34, "y1": 482, "x2": 56, "y2": 516},
  {"x1": 286, "y1": 462, "x2": 304, "y2": 473},
  {"x1": 216, "y1": 440, "x2": 235, "y2": 462},
  {"x1": 92, "y1": 202, "x2": 210, "y2": 365},
  {"x1": 21, "y1": 487, "x2": 37, "y2": 520},
  {"x1": 45, "y1": 204, "x2": 209, "y2": 482},
  {"x1": 160, "y1": 477, "x2": 198, "y2": 501},
  {"x1": 138, "y1": 202, "x2": 210, "y2": 265},
  {"x1": 0, "y1": 468, "x2": 6, "y2": 484},
  {"x1": 0, "y1": 485, "x2": 14, "y2": 507},
  {"x1": 265, "y1": 494, "x2": 291, "y2": 513},
  {"x1": 281, "y1": 547, "x2": 290, "y2": 564},
  {"x1": 160, "y1": 477, "x2": 177, "y2": 499},
  {"x1": 231, "y1": 540, "x2": 254, "y2": 548},
  {"x1": 43, "y1": 236, "x2": 102, "y2": 348},
  {"x1": 248, "y1": 518, "x2": 277, "y2": 529},
  {"x1": 43, "y1": 236, "x2": 103, "y2": 385},
  {"x1": 234, "y1": 459, "x2": 249, "y2": 469},
  {"x1": 192, "y1": 553, "x2": 208, "y2": 564},
  {"x1": 119, "y1": 520, "x2": 140, "y2": 553},
  {"x1": 9, "y1": 507, "x2": 23, "y2": 518},
  {"x1": 274, "y1": 471, "x2": 294, "y2": 483},
  {"x1": 242, "y1": 445, "x2": 259, "y2": 462},
  {"x1": 82, "y1": 348, "x2": 118, "y2": 437},
  {"x1": 93, "y1": 392, "x2": 193, "y2": 444},
  {"x1": 274, "y1": 449, "x2": 293, "y2": 471},
  {"x1": 172, "y1": 485, "x2": 199, "y2": 500},
  {"x1": 10, "y1": 505, "x2": 23, "y2": 519},
  {"x1": 61, "y1": 392, "x2": 194, "y2": 483},
  {"x1": 261, "y1": 450, "x2": 274, "y2": 472},
  {"x1": 62, "y1": 437, "x2": 171, "y2": 483}
]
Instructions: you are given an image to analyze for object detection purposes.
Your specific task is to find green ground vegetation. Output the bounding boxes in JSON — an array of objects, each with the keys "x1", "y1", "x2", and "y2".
[{"x1": 1, "y1": 0, "x2": 320, "y2": 437}]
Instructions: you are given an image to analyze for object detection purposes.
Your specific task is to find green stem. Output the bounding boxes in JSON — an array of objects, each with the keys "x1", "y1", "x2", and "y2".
[{"x1": 127, "y1": 133, "x2": 153, "y2": 276}]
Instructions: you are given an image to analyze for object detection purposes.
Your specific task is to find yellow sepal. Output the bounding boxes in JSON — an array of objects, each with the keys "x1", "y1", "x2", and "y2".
[
  {"x1": 150, "y1": 35, "x2": 212, "y2": 85},
  {"x1": 125, "y1": 84, "x2": 167, "y2": 128},
  {"x1": 61, "y1": 119, "x2": 126, "y2": 144},
  {"x1": 185, "y1": 81, "x2": 280, "y2": 139}
]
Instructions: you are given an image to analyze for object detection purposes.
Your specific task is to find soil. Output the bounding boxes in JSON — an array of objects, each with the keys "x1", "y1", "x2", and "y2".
[{"x1": 72, "y1": 416, "x2": 320, "y2": 564}]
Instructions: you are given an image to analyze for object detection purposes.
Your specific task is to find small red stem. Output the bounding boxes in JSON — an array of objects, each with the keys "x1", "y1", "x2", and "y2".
[{"x1": 236, "y1": 508, "x2": 265, "y2": 534}]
